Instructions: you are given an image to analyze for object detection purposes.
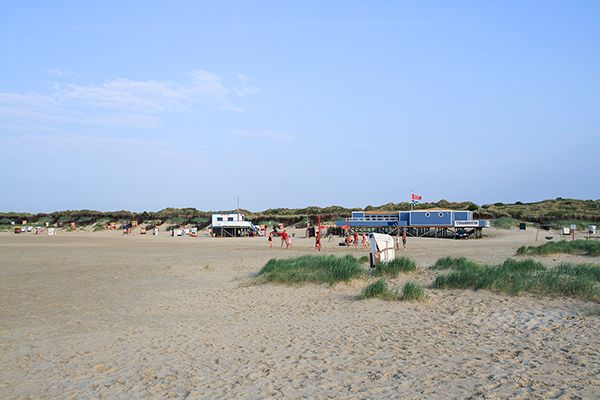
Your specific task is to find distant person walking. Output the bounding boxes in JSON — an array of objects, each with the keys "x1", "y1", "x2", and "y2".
[
  {"x1": 402, "y1": 229, "x2": 407, "y2": 249},
  {"x1": 353, "y1": 231, "x2": 359, "y2": 248},
  {"x1": 286, "y1": 234, "x2": 293, "y2": 249},
  {"x1": 281, "y1": 230, "x2": 288, "y2": 248},
  {"x1": 362, "y1": 233, "x2": 369, "y2": 249},
  {"x1": 268, "y1": 231, "x2": 274, "y2": 249},
  {"x1": 315, "y1": 234, "x2": 321, "y2": 251}
]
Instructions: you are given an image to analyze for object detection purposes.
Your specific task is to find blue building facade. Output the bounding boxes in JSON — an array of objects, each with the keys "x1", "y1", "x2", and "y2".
[{"x1": 336, "y1": 210, "x2": 489, "y2": 230}]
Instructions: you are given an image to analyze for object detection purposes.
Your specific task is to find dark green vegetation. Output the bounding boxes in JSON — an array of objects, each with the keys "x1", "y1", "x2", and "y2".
[
  {"x1": 359, "y1": 280, "x2": 427, "y2": 301},
  {"x1": 358, "y1": 255, "x2": 370, "y2": 264},
  {"x1": 517, "y1": 240, "x2": 600, "y2": 257},
  {"x1": 359, "y1": 279, "x2": 398, "y2": 300},
  {"x1": 433, "y1": 258, "x2": 599, "y2": 301},
  {"x1": 431, "y1": 256, "x2": 480, "y2": 270},
  {"x1": 554, "y1": 263, "x2": 600, "y2": 282},
  {"x1": 375, "y1": 257, "x2": 417, "y2": 277},
  {"x1": 2, "y1": 198, "x2": 598, "y2": 230},
  {"x1": 258, "y1": 255, "x2": 364, "y2": 285},
  {"x1": 400, "y1": 281, "x2": 427, "y2": 301}
]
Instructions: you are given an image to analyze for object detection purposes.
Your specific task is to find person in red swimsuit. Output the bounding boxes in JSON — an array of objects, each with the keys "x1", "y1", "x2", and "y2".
[{"x1": 280, "y1": 230, "x2": 288, "y2": 248}]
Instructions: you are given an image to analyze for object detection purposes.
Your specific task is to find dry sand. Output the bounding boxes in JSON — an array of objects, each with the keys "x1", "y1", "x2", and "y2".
[{"x1": 1, "y1": 228, "x2": 599, "y2": 399}]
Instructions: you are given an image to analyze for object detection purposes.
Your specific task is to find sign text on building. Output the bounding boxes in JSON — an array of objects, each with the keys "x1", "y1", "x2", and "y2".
[{"x1": 454, "y1": 220, "x2": 479, "y2": 228}]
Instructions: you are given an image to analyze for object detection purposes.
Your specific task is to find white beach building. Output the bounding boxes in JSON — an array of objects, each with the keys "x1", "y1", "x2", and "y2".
[{"x1": 211, "y1": 213, "x2": 255, "y2": 237}]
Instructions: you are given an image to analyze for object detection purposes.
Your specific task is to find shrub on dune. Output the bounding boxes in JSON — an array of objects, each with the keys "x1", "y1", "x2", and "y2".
[
  {"x1": 517, "y1": 240, "x2": 600, "y2": 257},
  {"x1": 375, "y1": 256, "x2": 417, "y2": 277},
  {"x1": 359, "y1": 279, "x2": 397, "y2": 300},
  {"x1": 259, "y1": 255, "x2": 364, "y2": 285},
  {"x1": 433, "y1": 257, "x2": 598, "y2": 301},
  {"x1": 400, "y1": 281, "x2": 427, "y2": 301}
]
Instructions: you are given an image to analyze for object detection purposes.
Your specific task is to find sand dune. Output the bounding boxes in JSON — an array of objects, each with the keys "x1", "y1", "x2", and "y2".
[{"x1": 1, "y1": 229, "x2": 599, "y2": 398}]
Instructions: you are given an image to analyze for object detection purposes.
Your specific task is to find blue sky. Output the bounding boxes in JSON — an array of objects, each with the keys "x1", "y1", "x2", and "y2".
[{"x1": 1, "y1": 1, "x2": 599, "y2": 212}]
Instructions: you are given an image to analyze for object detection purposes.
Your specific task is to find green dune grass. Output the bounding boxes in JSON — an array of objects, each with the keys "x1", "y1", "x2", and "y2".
[
  {"x1": 517, "y1": 240, "x2": 600, "y2": 257},
  {"x1": 375, "y1": 256, "x2": 417, "y2": 277},
  {"x1": 433, "y1": 257, "x2": 598, "y2": 301},
  {"x1": 259, "y1": 255, "x2": 364, "y2": 285}
]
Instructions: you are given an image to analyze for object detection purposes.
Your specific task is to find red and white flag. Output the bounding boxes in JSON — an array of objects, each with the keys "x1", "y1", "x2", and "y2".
[{"x1": 411, "y1": 193, "x2": 422, "y2": 201}]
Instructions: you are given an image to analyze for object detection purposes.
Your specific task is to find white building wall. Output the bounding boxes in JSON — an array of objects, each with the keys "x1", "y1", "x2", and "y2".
[{"x1": 212, "y1": 213, "x2": 245, "y2": 227}]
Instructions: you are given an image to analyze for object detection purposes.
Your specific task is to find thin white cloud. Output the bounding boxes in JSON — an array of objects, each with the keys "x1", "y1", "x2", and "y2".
[
  {"x1": 225, "y1": 128, "x2": 295, "y2": 142},
  {"x1": 0, "y1": 70, "x2": 257, "y2": 128},
  {"x1": 234, "y1": 74, "x2": 260, "y2": 98}
]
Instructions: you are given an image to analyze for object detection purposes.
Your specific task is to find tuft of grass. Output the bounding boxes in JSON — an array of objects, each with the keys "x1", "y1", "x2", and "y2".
[
  {"x1": 517, "y1": 240, "x2": 600, "y2": 257},
  {"x1": 375, "y1": 256, "x2": 417, "y2": 277},
  {"x1": 358, "y1": 279, "x2": 400, "y2": 301},
  {"x1": 433, "y1": 258, "x2": 598, "y2": 301},
  {"x1": 400, "y1": 281, "x2": 427, "y2": 301},
  {"x1": 431, "y1": 256, "x2": 480, "y2": 270},
  {"x1": 556, "y1": 263, "x2": 600, "y2": 282},
  {"x1": 358, "y1": 255, "x2": 370, "y2": 264},
  {"x1": 359, "y1": 280, "x2": 427, "y2": 301},
  {"x1": 259, "y1": 255, "x2": 364, "y2": 285},
  {"x1": 359, "y1": 279, "x2": 399, "y2": 300}
]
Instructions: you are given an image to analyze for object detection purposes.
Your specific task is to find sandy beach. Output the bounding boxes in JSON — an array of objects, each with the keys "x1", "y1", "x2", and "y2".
[{"x1": 1, "y1": 228, "x2": 599, "y2": 399}]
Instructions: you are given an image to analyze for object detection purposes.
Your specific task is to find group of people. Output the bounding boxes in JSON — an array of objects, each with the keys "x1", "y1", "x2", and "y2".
[
  {"x1": 267, "y1": 227, "x2": 408, "y2": 251},
  {"x1": 344, "y1": 230, "x2": 370, "y2": 249},
  {"x1": 267, "y1": 230, "x2": 293, "y2": 249}
]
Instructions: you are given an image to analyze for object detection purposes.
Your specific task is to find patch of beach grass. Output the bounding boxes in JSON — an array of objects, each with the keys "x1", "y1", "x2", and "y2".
[
  {"x1": 517, "y1": 240, "x2": 600, "y2": 257},
  {"x1": 400, "y1": 281, "x2": 427, "y2": 301},
  {"x1": 433, "y1": 258, "x2": 598, "y2": 301},
  {"x1": 258, "y1": 254, "x2": 364, "y2": 285},
  {"x1": 358, "y1": 255, "x2": 370, "y2": 264},
  {"x1": 556, "y1": 262, "x2": 600, "y2": 282},
  {"x1": 431, "y1": 256, "x2": 480, "y2": 270},
  {"x1": 375, "y1": 256, "x2": 417, "y2": 277},
  {"x1": 359, "y1": 279, "x2": 399, "y2": 300},
  {"x1": 359, "y1": 280, "x2": 427, "y2": 301}
]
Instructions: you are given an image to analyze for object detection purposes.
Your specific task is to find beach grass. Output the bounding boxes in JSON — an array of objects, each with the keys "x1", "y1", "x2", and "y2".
[
  {"x1": 400, "y1": 281, "x2": 427, "y2": 301},
  {"x1": 375, "y1": 256, "x2": 417, "y2": 277},
  {"x1": 358, "y1": 255, "x2": 370, "y2": 264},
  {"x1": 359, "y1": 280, "x2": 426, "y2": 301},
  {"x1": 431, "y1": 256, "x2": 480, "y2": 270},
  {"x1": 556, "y1": 262, "x2": 600, "y2": 282},
  {"x1": 516, "y1": 240, "x2": 600, "y2": 257},
  {"x1": 433, "y1": 257, "x2": 598, "y2": 301},
  {"x1": 359, "y1": 279, "x2": 399, "y2": 300},
  {"x1": 259, "y1": 254, "x2": 364, "y2": 285}
]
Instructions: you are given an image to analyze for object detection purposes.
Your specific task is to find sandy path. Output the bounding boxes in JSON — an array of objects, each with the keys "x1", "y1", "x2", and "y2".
[{"x1": 1, "y1": 229, "x2": 599, "y2": 399}]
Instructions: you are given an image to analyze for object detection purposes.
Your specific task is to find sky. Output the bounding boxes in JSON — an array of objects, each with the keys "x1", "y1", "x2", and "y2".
[{"x1": 1, "y1": 1, "x2": 599, "y2": 212}]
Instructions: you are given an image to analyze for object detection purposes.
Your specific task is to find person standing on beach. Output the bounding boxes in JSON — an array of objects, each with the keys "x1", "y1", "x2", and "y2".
[
  {"x1": 268, "y1": 231, "x2": 274, "y2": 249},
  {"x1": 281, "y1": 230, "x2": 288, "y2": 248},
  {"x1": 315, "y1": 234, "x2": 321, "y2": 251},
  {"x1": 402, "y1": 228, "x2": 407, "y2": 249},
  {"x1": 353, "y1": 231, "x2": 359, "y2": 248},
  {"x1": 286, "y1": 234, "x2": 293, "y2": 249},
  {"x1": 362, "y1": 232, "x2": 369, "y2": 249}
]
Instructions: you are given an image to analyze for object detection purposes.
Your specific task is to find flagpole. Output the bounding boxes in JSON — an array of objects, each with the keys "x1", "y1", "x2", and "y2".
[{"x1": 410, "y1": 189, "x2": 413, "y2": 211}]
